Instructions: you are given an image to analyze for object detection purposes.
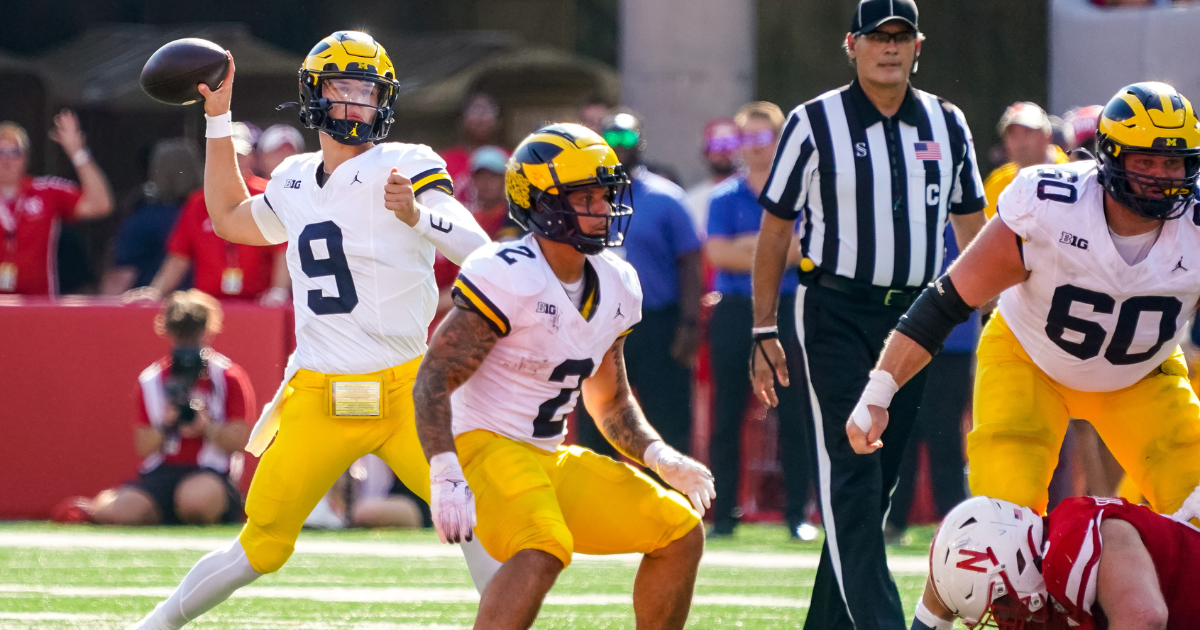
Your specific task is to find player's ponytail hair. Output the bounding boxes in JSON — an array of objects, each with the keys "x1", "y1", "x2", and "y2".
[{"x1": 156, "y1": 290, "x2": 223, "y2": 344}]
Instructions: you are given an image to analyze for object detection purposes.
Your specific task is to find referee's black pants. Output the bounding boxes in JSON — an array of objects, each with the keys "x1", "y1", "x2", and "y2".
[
  {"x1": 709, "y1": 295, "x2": 812, "y2": 531},
  {"x1": 574, "y1": 305, "x2": 693, "y2": 457},
  {"x1": 794, "y1": 284, "x2": 928, "y2": 630},
  {"x1": 886, "y1": 351, "x2": 971, "y2": 531}
]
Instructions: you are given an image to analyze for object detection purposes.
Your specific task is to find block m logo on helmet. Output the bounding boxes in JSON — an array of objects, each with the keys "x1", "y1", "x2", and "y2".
[
  {"x1": 295, "y1": 31, "x2": 400, "y2": 146},
  {"x1": 1096, "y1": 81, "x2": 1200, "y2": 221}
]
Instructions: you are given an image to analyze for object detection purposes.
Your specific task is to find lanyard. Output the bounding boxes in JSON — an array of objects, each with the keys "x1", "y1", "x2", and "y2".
[
  {"x1": 224, "y1": 242, "x2": 240, "y2": 269},
  {"x1": 0, "y1": 195, "x2": 19, "y2": 261}
]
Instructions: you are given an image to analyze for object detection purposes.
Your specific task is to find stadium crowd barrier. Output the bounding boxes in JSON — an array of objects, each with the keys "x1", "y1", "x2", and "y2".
[{"x1": 0, "y1": 297, "x2": 292, "y2": 519}]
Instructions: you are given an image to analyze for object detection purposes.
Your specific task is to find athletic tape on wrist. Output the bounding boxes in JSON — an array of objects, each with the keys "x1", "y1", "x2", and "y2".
[
  {"x1": 205, "y1": 112, "x2": 234, "y2": 139},
  {"x1": 643, "y1": 440, "x2": 669, "y2": 471},
  {"x1": 70, "y1": 149, "x2": 91, "y2": 167},
  {"x1": 913, "y1": 600, "x2": 953, "y2": 630},
  {"x1": 429, "y1": 452, "x2": 463, "y2": 480},
  {"x1": 852, "y1": 370, "x2": 899, "y2": 432}
]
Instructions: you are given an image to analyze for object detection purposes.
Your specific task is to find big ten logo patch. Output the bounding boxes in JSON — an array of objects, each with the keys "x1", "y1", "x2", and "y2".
[
  {"x1": 1059, "y1": 231, "x2": 1088, "y2": 250},
  {"x1": 536, "y1": 302, "x2": 557, "y2": 315}
]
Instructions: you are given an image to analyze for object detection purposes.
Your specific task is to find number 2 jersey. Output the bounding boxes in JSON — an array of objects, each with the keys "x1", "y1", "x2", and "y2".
[
  {"x1": 449, "y1": 233, "x2": 642, "y2": 451},
  {"x1": 995, "y1": 160, "x2": 1200, "y2": 392},
  {"x1": 1042, "y1": 497, "x2": 1200, "y2": 629},
  {"x1": 248, "y1": 142, "x2": 488, "y2": 375}
]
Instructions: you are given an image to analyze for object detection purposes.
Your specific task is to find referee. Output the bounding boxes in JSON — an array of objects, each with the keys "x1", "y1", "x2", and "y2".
[{"x1": 749, "y1": 1, "x2": 986, "y2": 628}]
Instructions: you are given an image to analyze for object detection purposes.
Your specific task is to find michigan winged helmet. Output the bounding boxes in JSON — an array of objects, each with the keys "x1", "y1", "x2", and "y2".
[
  {"x1": 505, "y1": 123, "x2": 633, "y2": 255},
  {"x1": 1096, "y1": 82, "x2": 1200, "y2": 220},
  {"x1": 297, "y1": 31, "x2": 400, "y2": 145}
]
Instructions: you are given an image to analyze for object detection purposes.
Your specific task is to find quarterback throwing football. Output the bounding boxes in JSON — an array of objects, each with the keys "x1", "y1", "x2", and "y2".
[
  {"x1": 848, "y1": 81, "x2": 1200, "y2": 520},
  {"x1": 413, "y1": 123, "x2": 715, "y2": 630},
  {"x1": 132, "y1": 32, "x2": 491, "y2": 629}
]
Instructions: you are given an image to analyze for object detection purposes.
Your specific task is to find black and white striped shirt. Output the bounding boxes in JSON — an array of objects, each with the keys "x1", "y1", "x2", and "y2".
[{"x1": 760, "y1": 80, "x2": 986, "y2": 289}]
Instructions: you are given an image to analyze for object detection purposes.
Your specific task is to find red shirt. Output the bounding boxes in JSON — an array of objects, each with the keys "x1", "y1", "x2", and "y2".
[
  {"x1": 439, "y1": 145, "x2": 510, "y2": 206},
  {"x1": 134, "y1": 353, "x2": 253, "y2": 469},
  {"x1": 167, "y1": 176, "x2": 278, "y2": 300},
  {"x1": 1043, "y1": 497, "x2": 1200, "y2": 629},
  {"x1": 0, "y1": 175, "x2": 82, "y2": 295}
]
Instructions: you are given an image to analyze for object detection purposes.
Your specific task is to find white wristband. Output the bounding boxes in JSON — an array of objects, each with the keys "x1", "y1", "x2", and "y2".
[
  {"x1": 71, "y1": 149, "x2": 91, "y2": 167},
  {"x1": 914, "y1": 600, "x2": 953, "y2": 630},
  {"x1": 852, "y1": 370, "x2": 899, "y2": 432},
  {"x1": 751, "y1": 326, "x2": 778, "y2": 335},
  {"x1": 205, "y1": 112, "x2": 233, "y2": 139}
]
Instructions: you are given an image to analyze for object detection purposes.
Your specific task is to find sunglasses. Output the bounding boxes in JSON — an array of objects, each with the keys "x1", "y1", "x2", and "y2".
[
  {"x1": 861, "y1": 30, "x2": 918, "y2": 45},
  {"x1": 706, "y1": 135, "x2": 741, "y2": 153},
  {"x1": 604, "y1": 129, "x2": 641, "y2": 149},
  {"x1": 741, "y1": 129, "x2": 777, "y2": 149}
]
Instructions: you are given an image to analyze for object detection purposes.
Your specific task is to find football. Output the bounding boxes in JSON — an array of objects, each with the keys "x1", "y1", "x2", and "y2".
[{"x1": 140, "y1": 38, "x2": 229, "y2": 106}]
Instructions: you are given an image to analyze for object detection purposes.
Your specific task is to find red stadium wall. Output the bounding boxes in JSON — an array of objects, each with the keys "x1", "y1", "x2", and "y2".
[{"x1": 0, "y1": 297, "x2": 292, "y2": 519}]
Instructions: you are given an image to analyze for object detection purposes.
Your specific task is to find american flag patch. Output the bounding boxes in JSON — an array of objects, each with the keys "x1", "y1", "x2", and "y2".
[{"x1": 914, "y1": 141, "x2": 942, "y2": 161}]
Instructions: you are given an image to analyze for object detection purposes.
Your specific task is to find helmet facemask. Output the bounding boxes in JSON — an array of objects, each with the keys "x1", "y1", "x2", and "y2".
[
  {"x1": 299, "y1": 72, "x2": 398, "y2": 146},
  {"x1": 519, "y1": 165, "x2": 633, "y2": 255},
  {"x1": 1098, "y1": 137, "x2": 1200, "y2": 220}
]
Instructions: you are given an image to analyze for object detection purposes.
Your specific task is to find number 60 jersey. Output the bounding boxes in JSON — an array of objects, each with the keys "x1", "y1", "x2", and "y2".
[
  {"x1": 996, "y1": 160, "x2": 1200, "y2": 392},
  {"x1": 449, "y1": 233, "x2": 642, "y2": 452}
]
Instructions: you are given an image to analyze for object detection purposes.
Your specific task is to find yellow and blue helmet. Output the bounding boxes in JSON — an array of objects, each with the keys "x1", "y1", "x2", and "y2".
[
  {"x1": 298, "y1": 31, "x2": 399, "y2": 146},
  {"x1": 505, "y1": 123, "x2": 633, "y2": 255},
  {"x1": 1096, "y1": 82, "x2": 1200, "y2": 220}
]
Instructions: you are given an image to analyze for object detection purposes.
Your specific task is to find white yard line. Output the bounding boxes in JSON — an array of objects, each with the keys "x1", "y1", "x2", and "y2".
[
  {"x1": 0, "y1": 531, "x2": 928, "y2": 574},
  {"x1": 0, "y1": 613, "x2": 470, "y2": 630},
  {"x1": 0, "y1": 584, "x2": 807, "y2": 608}
]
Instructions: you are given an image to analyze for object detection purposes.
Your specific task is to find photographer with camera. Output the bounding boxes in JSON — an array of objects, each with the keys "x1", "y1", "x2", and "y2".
[{"x1": 54, "y1": 290, "x2": 255, "y2": 525}]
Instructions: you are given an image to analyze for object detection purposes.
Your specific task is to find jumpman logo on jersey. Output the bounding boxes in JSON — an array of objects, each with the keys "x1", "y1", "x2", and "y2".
[
  {"x1": 1174, "y1": 257, "x2": 1188, "y2": 273},
  {"x1": 614, "y1": 304, "x2": 624, "y2": 319},
  {"x1": 351, "y1": 172, "x2": 363, "y2": 185}
]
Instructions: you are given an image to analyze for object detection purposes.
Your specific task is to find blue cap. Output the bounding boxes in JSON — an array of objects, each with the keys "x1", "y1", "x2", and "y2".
[{"x1": 470, "y1": 145, "x2": 509, "y2": 174}]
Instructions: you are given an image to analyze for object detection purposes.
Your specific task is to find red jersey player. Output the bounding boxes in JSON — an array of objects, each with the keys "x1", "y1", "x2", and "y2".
[{"x1": 912, "y1": 495, "x2": 1200, "y2": 630}]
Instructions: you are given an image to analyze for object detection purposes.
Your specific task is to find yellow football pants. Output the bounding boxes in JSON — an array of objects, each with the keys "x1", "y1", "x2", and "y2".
[
  {"x1": 968, "y1": 313, "x2": 1200, "y2": 515},
  {"x1": 238, "y1": 358, "x2": 430, "y2": 574},
  {"x1": 456, "y1": 429, "x2": 700, "y2": 568}
]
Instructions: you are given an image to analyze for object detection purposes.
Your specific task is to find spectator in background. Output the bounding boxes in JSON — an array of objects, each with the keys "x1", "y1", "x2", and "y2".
[
  {"x1": 0, "y1": 112, "x2": 114, "y2": 295},
  {"x1": 574, "y1": 111, "x2": 702, "y2": 457},
  {"x1": 132, "y1": 123, "x2": 290, "y2": 305},
  {"x1": 884, "y1": 222, "x2": 974, "y2": 542},
  {"x1": 439, "y1": 93, "x2": 509, "y2": 205},
  {"x1": 684, "y1": 118, "x2": 741, "y2": 237},
  {"x1": 53, "y1": 291, "x2": 253, "y2": 525},
  {"x1": 578, "y1": 96, "x2": 610, "y2": 134},
  {"x1": 982, "y1": 102, "x2": 1069, "y2": 217},
  {"x1": 101, "y1": 139, "x2": 202, "y2": 294},
  {"x1": 430, "y1": 145, "x2": 524, "y2": 325},
  {"x1": 255, "y1": 124, "x2": 306, "y2": 177},
  {"x1": 706, "y1": 102, "x2": 815, "y2": 539},
  {"x1": 1064, "y1": 104, "x2": 1104, "y2": 158}
]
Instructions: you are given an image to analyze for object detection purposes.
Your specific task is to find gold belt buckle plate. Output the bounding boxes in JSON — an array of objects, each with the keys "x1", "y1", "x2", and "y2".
[{"x1": 328, "y1": 377, "x2": 384, "y2": 418}]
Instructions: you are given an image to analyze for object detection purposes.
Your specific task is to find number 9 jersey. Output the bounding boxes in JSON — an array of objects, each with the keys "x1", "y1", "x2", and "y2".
[
  {"x1": 449, "y1": 233, "x2": 642, "y2": 452},
  {"x1": 996, "y1": 160, "x2": 1200, "y2": 392}
]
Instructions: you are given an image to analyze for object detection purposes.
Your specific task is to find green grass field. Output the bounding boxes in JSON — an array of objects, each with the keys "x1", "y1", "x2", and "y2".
[{"x1": 0, "y1": 522, "x2": 948, "y2": 629}]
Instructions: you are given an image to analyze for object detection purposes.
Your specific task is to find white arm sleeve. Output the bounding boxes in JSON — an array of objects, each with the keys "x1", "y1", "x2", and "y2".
[
  {"x1": 250, "y1": 194, "x2": 288, "y2": 244},
  {"x1": 411, "y1": 189, "x2": 492, "y2": 265}
]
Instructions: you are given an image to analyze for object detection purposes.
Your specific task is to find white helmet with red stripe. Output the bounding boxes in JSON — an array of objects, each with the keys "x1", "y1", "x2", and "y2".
[{"x1": 930, "y1": 496, "x2": 1048, "y2": 629}]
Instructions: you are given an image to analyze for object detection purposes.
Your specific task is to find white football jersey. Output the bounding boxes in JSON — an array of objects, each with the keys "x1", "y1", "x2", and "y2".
[
  {"x1": 996, "y1": 160, "x2": 1200, "y2": 392},
  {"x1": 450, "y1": 234, "x2": 643, "y2": 451},
  {"x1": 249, "y1": 143, "x2": 472, "y2": 375}
]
